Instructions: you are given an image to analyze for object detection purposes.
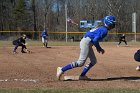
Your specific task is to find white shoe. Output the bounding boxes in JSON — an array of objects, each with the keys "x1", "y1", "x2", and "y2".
[
  {"x1": 57, "y1": 67, "x2": 63, "y2": 80},
  {"x1": 13, "y1": 51, "x2": 17, "y2": 54},
  {"x1": 126, "y1": 45, "x2": 128, "y2": 47}
]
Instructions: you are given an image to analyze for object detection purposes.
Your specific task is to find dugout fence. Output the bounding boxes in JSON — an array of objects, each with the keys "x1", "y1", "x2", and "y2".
[{"x1": 0, "y1": 31, "x2": 140, "y2": 42}]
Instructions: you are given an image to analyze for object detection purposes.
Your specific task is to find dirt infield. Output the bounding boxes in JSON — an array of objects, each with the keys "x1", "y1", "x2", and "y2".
[{"x1": 0, "y1": 44, "x2": 140, "y2": 89}]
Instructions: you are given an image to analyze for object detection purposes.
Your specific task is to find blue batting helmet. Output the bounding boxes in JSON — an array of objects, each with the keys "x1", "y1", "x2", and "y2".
[{"x1": 103, "y1": 15, "x2": 116, "y2": 29}]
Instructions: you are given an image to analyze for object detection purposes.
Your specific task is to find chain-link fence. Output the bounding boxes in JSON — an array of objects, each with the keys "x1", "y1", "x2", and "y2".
[{"x1": 0, "y1": 31, "x2": 140, "y2": 42}]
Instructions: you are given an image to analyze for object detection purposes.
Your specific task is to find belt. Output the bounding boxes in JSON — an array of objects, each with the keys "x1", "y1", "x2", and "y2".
[{"x1": 83, "y1": 36, "x2": 91, "y2": 41}]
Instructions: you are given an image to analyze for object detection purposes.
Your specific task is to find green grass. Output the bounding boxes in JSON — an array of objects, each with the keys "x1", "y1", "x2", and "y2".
[
  {"x1": 0, "y1": 40, "x2": 80, "y2": 47},
  {"x1": 0, "y1": 88, "x2": 140, "y2": 93},
  {"x1": 1, "y1": 40, "x2": 140, "y2": 47}
]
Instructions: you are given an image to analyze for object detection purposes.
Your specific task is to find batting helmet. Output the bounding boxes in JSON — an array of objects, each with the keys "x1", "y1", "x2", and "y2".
[{"x1": 103, "y1": 15, "x2": 116, "y2": 29}]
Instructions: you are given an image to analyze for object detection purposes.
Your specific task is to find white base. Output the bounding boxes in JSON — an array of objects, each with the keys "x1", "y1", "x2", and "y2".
[
  {"x1": 64, "y1": 76, "x2": 91, "y2": 80},
  {"x1": 64, "y1": 76, "x2": 79, "y2": 80}
]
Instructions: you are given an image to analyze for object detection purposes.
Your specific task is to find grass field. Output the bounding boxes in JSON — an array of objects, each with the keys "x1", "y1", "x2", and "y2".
[
  {"x1": 0, "y1": 88, "x2": 140, "y2": 93},
  {"x1": 0, "y1": 40, "x2": 140, "y2": 93},
  {"x1": 1, "y1": 40, "x2": 140, "y2": 47},
  {"x1": 0, "y1": 40, "x2": 80, "y2": 47}
]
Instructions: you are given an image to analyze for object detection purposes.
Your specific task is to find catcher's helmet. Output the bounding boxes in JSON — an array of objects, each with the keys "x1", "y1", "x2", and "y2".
[{"x1": 103, "y1": 15, "x2": 116, "y2": 29}]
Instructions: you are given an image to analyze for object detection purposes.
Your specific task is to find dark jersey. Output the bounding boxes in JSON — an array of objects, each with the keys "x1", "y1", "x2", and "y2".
[
  {"x1": 120, "y1": 35, "x2": 125, "y2": 41},
  {"x1": 13, "y1": 37, "x2": 25, "y2": 45},
  {"x1": 134, "y1": 50, "x2": 140, "y2": 62}
]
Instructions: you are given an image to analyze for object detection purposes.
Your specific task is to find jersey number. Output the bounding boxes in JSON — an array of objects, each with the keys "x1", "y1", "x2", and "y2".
[{"x1": 89, "y1": 28, "x2": 97, "y2": 32}]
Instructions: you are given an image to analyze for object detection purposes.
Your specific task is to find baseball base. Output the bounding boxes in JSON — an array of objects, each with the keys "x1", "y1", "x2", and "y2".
[
  {"x1": 64, "y1": 76, "x2": 91, "y2": 81},
  {"x1": 64, "y1": 76, "x2": 79, "y2": 80}
]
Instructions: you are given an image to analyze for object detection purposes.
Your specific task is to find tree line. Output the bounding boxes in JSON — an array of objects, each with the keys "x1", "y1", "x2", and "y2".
[{"x1": 0, "y1": 0, "x2": 140, "y2": 33}]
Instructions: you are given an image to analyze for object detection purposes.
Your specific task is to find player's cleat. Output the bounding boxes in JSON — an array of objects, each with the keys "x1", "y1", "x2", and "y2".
[
  {"x1": 79, "y1": 76, "x2": 91, "y2": 80},
  {"x1": 57, "y1": 67, "x2": 63, "y2": 80},
  {"x1": 126, "y1": 45, "x2": 128, "y2": 47},
  {"x1": 21, "y1": 50, "x2": 27, "y2": 53},
  {"x1": 13, "y1": 51, "x2": 17, "y2": 54}
]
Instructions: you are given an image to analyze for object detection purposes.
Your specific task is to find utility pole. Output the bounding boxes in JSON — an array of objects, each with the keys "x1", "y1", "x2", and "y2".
[
  {"x1": 32, "y1": 0, "x2": 37, "y2": 39},
  {"x1": 65, "y1": 0, "x2": 68, "y2": 42},
  {"x1": 132, "y1": 12, "x2": 137, "y2": 42},
  {"x1": 32, "y1": 0, "x2": 37, "y2": 31}
]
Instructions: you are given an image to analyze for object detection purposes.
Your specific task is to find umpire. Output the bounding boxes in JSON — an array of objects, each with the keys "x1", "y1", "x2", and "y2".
[{"x1": 13, "y1": 34, "x2": 28, "y2": 54}]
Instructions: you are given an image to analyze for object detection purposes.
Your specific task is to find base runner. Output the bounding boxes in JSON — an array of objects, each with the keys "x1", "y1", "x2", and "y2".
[{"x1": 56, "y1": 15, "x2": 116, "y2": 80}]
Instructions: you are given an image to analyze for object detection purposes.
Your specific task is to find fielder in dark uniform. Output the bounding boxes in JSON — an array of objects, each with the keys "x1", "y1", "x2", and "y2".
[
  {"x1": 13, "y1": 34, "x2": 28, "y2": 54},
  {"x1": 117, "y1": 34, "x2": 128, "y2": 46},
  {"x1": 134, "y1": 49, "x2": 140, "y2": 62},
  {"x1": 134, "y1": 49, "x2": 140, "y2": 70}
]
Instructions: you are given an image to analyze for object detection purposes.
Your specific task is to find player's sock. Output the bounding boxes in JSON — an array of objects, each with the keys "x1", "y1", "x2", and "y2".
[
  {"x1": 80, "y1": 63, "x2": 93, "y2": 76},
  {"x1": 13, "y1": 45, "x2": 18, "y2": 52},
  {"x1": 62, "y1": 64, "x2": 73, "y2": 72},
  {"x1": 62, "y1": 61, "x2": 79, "y2": 72}
]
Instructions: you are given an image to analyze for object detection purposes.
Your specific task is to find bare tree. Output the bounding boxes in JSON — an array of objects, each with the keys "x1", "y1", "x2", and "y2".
[{"x1": 0, "y1": 0, "x2": 140, "y2": 35}]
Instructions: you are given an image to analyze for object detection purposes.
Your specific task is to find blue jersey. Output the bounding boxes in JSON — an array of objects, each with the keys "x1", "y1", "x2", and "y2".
[
  {"x1": 84, "y1": 26, "x2": 108, "y2": 51},
  {"x1": 41, "y1": 30, "x2": 48, "y2": 38}
]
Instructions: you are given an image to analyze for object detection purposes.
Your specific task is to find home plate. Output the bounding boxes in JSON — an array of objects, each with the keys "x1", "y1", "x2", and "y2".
[{"x1": 64, "y1": 76, "x2": 91, "y2": 81}]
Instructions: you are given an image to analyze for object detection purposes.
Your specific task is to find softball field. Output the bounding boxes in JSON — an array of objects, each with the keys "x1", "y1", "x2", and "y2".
[{"x1": 0, "y1": 41, "x2": 140, "y2": 92}]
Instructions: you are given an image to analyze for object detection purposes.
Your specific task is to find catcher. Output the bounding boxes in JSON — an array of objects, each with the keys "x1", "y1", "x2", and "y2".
[{"x1": 13, "y1": 34, "x2": 30, "y2": 54}]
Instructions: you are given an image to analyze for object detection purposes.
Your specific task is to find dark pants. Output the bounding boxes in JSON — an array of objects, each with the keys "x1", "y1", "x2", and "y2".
[
  {"x1": 118, "y1": 40, "x2": 127, "y2": 45},
  {"x1": 13, "y1": 41, "x2": 27, "y2": 52}
]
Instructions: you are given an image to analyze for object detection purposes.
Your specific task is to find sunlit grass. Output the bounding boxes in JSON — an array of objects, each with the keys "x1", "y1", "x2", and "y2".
[
  {"x1": 0, "y1": 40, "x2": 140, "y2": 47},
  {"x1": 0, "y1": 88, "x2": 140, "y2": 93}
]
